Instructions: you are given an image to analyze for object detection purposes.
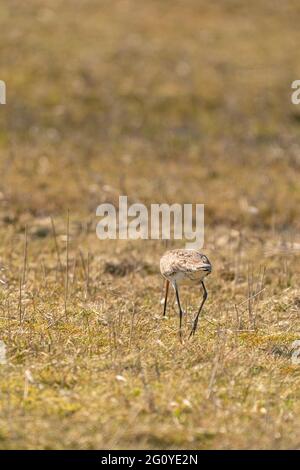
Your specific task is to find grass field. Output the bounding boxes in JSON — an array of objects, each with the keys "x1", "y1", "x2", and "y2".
[{"x1": 0, "y1": 0, "x2": 300, "y2": 449}]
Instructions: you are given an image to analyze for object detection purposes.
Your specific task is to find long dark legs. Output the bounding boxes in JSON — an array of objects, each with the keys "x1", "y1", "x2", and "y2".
[
  {"x1": 174, "y1": 281, "x2": 183, "y2": 339},
  {"x1": 163, "y1": 279, "x2": 169, "y2": 316},
  {"x1": 189, "y1": 281, "x2": 207, "y2": 338}
]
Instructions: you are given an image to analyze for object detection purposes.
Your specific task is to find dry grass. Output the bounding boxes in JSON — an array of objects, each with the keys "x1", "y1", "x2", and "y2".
[{"x1": 0, "y1": 0, "x2": 300, "y2": 449}]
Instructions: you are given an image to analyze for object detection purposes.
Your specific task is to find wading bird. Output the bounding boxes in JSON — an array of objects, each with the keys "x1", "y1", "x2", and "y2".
[{"x1": 160, "y1": 249, "x2": 212, "y2": 338}]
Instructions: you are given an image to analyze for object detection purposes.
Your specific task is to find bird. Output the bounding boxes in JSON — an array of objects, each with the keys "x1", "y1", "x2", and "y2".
[{"x1": 160, "y1": 249, "x2": 212, "y2": 339}]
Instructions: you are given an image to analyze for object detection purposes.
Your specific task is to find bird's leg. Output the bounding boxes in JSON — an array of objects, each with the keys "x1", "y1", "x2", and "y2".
[
  {"x1": 163, "y1": 279, "x2": 169, "y2": 316},
  {"x1": 189, "y1": 281, "x2": 207, "y2": 338},
  {"x1": 174, "y1": 281, "x2": 183, "y2": 339}
]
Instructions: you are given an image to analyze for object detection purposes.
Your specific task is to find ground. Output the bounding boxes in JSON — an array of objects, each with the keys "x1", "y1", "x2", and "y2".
[{"x1": 0, "y1": 0, "x2": 300, "y2": 450}]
